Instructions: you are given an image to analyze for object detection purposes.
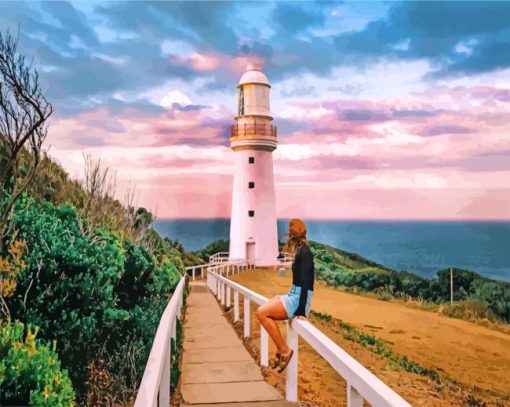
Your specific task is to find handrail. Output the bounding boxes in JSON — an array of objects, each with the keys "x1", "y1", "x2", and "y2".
[
  {"x1": 134, "y1": 277, "x2": 186, "y2": 407},
  {"x1": 207, "y1": 270, "x2": 411, "y2": 407},
  {"x1": 209, "y1": 252, "x2": 230, "y2": 266},
  {"x1": 185, "y1": 264, "x2": 209, "y2": 281}
]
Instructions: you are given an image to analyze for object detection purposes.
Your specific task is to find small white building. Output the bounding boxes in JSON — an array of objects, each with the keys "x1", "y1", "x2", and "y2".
[{"x1": 228, "y1": 65, "x2": 279, "y2": 267}]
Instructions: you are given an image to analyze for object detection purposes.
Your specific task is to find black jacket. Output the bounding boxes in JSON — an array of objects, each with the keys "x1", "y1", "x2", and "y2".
[{"x1": 291, "y1": 245, "x2": 315, "y2": 317}]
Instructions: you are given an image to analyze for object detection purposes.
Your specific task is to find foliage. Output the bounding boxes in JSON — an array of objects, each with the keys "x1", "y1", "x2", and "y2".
[
  {"x1": 152, "y1": 234, "x2": 203, "y2": 268},
  {"x1": 192, "y1": 239, "x2": 229, "y2": 263},
  {"x1": 6, "y1": 197, "x2": 183, "y2": 402},
  {"x1": 171, "y1": 318, "x2": 184, "y2": 392},
  {"x1": 441, "y1": 298, "x2": 496, "y2": 321},
  {"x1": 0, "y1": 239, "x2": 26, "y2": 318},
  {"x1": 0, "y1": 320, "x2": 75, "y2": 406},
  {"x1": 0, "y1": 27, "x2": 191, "y2": 406},
  {"x1": 28, "y1": 153, "x2": 87, "y2": 209},
  {"x1": 0, "y1": 29, "x2": 53, "y2": 241},
  {"x1": 307, "y1": 240, "x2": 510, "y2": 323}
]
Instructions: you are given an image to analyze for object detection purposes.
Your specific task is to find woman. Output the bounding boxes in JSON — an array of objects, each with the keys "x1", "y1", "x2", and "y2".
[{"x1": 255, "y1": 218, "x2": 314, "y2": 373}]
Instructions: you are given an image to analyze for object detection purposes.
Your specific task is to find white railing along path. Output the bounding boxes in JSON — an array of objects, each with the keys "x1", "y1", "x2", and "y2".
[
  {"x1": 134, "y1": 276, "x2": 186, "y2": 407},
  {"x1": 185, "y1": 264, "x2": 208, "y2": 281},
  {"x1": 207, "y1": 270, "x2": 412, "y2": 407}
]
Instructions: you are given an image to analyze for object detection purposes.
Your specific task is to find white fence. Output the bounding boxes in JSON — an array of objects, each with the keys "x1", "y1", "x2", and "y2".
[
  {"x1": 276, "y1": 251, "x2": 293, "y2": 267},
  {"x1": 209, "y1": 258, "x2": 253, "y2": 276},
  {"x1": 184, "y1": 264, "x2": 208, "y2": 281},
  {"x1": 134, "y1": 276, "x2": 186, "y2": 407},
  {"x1": 209, "y1": 252, "x2": 230, "y2": 265},
  {"x1": 207, "y1": 270, "x2": 412, "y2": 407},
  {"x1": 185, "y1": 256, "x2": 254, "y2": 281}
]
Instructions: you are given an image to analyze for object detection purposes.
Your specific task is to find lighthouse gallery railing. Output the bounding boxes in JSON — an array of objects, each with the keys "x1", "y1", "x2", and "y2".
[{"x1": 231, "y1": 123, "x2": 277, "y2": 138}]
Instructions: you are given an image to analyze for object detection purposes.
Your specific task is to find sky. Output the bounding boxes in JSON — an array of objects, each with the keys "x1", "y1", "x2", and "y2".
[{"x1": 1, "y1": 0, "x2": 509, "y2": 220}]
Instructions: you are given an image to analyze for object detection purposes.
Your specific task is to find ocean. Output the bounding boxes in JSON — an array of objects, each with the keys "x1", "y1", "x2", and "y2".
[{"x1": 154, "y1": 219, "x2": 510, "y2": 282}]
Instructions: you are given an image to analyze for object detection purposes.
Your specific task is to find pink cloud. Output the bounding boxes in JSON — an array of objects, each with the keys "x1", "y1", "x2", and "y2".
[
  {"x1": 46, "y1": 82, "x2": 510, "y2": 219},
  {"x1": 169, "y1": 52, "x2": 220, "y2": 71}
]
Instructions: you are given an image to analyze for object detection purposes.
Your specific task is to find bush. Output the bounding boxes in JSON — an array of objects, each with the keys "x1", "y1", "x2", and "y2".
[
  {"x1": 193, "y1": 239, "x2": 229, "y2": 263},
  {"x1": 441, "y1": 298, "x2": 496, "y2": 321},
  {"x1": 472, "y1": 279, "x2": 510, "y2": 323},
  {"x1": 7, "y1": 198, "x2": 183, "y2": 402},
  {"x1": 306, "y1": 240, "x2": 510, "y2": 323},
  {"x1": 0, "y1": 320, "x2": 75, "y2": 406}
]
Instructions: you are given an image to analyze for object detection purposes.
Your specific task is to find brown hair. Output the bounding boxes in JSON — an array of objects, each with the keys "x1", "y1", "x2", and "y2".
[{"x1": 282, "y1": 218, "x2": 308, "y2": 258}]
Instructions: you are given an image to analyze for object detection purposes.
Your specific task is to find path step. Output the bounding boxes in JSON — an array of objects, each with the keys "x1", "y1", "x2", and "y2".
[
  {"x1": 181, "y1": 281, "x2": 297, "y2": 405},
  {"x1": 181, "y1": 381, "x2": 283, "y2": 404}
]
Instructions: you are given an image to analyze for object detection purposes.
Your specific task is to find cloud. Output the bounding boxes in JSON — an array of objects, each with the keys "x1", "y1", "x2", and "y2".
[
  {"x1": 2, "y1": 1, "x2": 509, "y2": 219},
  {"x1": 424, "y1": 125, "x2": 477, "y2": 137},
  {"x1": 333, "y1": 1, "x2": 510, "y2": 77},
  {"x1": 272, "y1": 2, "x2": 326, "y2": 34},
  {"x1": 96, "y1": 1, "x2": 240, "y2": 54},
  {"x1": 341, "y1": 109, "x2": 392, "y2": 122}
]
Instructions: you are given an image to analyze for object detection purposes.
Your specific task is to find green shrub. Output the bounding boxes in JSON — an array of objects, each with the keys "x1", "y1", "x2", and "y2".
[
  {"x1": 0, "y1": 320, "x2": 75, "y2": 406},
  {"x1": 7, "y1": 198, "x2": 183, "y2": 402},
  {"x1": 171, "y1": 318, "x2": 184, "y2": 392},
  {"x1": 442, "y1": 298, "x2": 496, "y2": 321},
  {"x1": 306, "y1": 240, "x2": 510, "y2": 323},
  {"x1": 193, "y1": 239, "x2": 229, "y2": 263}
]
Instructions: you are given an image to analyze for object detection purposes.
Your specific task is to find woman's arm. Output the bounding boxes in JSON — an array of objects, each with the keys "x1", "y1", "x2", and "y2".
[{"x1": 294, "y1": 246, "x2": 314, "y2": 317}]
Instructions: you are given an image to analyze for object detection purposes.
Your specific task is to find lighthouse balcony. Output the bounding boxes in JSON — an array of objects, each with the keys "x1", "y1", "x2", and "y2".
[{"x1": 230, "y1": 123, "x2": 277, "y2": 139}]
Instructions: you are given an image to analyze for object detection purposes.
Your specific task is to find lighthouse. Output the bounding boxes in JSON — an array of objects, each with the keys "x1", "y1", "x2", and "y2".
[{"x1": 228, "y1": 64, "x2": 279, "y2": 267}]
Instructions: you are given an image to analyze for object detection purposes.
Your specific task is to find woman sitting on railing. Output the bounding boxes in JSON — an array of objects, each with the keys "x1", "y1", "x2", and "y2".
[{"x1": 255, "y1": 218, "x2": 315, "y2": 373}]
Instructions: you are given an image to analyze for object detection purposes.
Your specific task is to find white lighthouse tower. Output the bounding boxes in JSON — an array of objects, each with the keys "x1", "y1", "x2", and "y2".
[{"x1": 228, "y1": 64, "x2": 279, "y2": 267}]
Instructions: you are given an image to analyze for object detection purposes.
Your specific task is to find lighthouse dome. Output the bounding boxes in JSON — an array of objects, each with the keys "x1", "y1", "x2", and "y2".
[{"x1": 238, "y1": 68, "x2": 270, "y2": 87}]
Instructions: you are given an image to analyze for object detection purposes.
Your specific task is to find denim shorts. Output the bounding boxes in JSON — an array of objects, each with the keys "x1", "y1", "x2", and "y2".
[{"x1": 277, "y1": 284, "x2": 313, "y2": 318}]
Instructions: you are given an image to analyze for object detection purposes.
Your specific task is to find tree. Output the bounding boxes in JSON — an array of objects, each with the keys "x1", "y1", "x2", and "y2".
[{"x1": 0, "y1": 29, "x2": 53, "y2": 243}]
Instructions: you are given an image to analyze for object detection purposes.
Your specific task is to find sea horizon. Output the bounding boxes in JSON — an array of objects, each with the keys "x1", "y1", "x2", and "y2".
[
  {"x1": 157, "y1": 217, "x2": 510, "y2": 223},
  {"x1": 154, "y1": 218, "x2": 510, "y2": 283}
]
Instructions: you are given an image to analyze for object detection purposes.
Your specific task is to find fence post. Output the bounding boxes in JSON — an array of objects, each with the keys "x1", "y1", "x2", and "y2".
[
  {"x1": 234, "y1": 290, "x2": 239, "y2": 322},
  {"x1": 285, "y1": 320, "x2": 298, "y2": 402},
  {"x1": 158, "y1": 338, "x2": 171, "y2": 407},
  {"x1": 192, "y1": 267, "x2": 195, "y2": 281},
  {"x1": 221, "y1": 281, "x2": 225, "y2": 306},
  {"x1": 347, "y1": 384, "x2": 364, "y2": 407},
  {"x1": 226, "y1": 285, "x2": 231, "y2": 308},
  {"x1": 217, "y1": 280, "x2": 221, "y2": 300},
  {"x1": 244, "y1": 297, "x2": 250, "y2": 338},
  {"x1": 260, "y1": 326, "x2": 269, "y2": 366}
]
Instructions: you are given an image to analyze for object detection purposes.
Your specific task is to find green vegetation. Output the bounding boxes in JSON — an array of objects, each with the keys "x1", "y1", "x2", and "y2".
[
  {"x1": 193, "y1": 239, "x2": 229, "y2": 263},
  {"x1": 311, "y1": 311, "x2": 440, "y2": 383},
  {"x1": 307, "y1": 240, "x2": 510, "y2": 323},
  {"x1": 0, "y1": 320, "x2": 75, "y2": 406},
  {"x1": 5, "y1": 196, "x2": 185, "y2": 401},
  {"x1": 0, "y1": 29, "x2": 197, "y2": 406},
  {"x1": 1, "y1": 159, "x2": 193, "y2": 406}
]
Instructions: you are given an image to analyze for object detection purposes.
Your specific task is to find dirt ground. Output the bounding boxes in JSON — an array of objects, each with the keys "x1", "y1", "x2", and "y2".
[{"x1": 223, "y1": 268, "x2": 510, "y2": 407}]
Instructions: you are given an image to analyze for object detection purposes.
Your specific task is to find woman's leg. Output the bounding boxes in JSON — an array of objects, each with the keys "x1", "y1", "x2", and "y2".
[{"x1": 255, "y1": 297, "x2": 291, "y2": 355}]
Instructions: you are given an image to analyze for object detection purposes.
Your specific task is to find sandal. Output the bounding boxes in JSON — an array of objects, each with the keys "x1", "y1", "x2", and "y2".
[
  {"x1": 270, "y1": 352, "x2": 281, "y2": 369},
  {"x1": 277, "y1": 349, "x2": 294, "y2": 373}
]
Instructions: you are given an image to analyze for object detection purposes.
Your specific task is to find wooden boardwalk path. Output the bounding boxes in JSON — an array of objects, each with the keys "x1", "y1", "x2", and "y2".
[{"x1": 180, "y1": 281, "x2": 296, "y2": 406}]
